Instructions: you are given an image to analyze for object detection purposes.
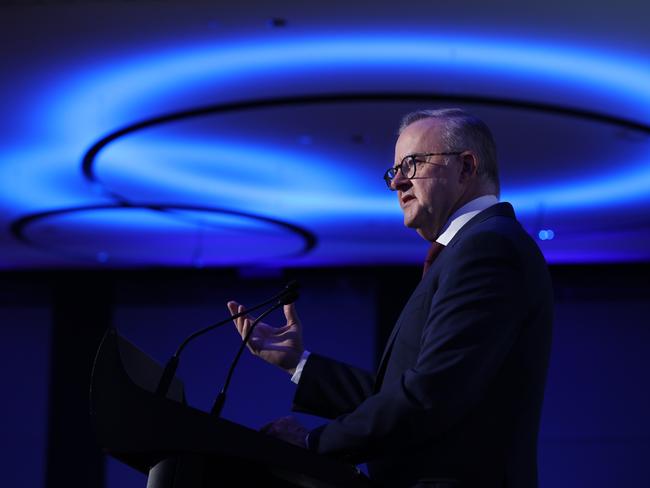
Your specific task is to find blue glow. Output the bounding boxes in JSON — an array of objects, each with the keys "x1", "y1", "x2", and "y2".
[
  {"x1": 538, "y1": 229, "x2": 555, "y2": 241},
  {"x1": 97, "y1": 137, "x2": 394, "y2": 219},
  {"x1": 50, "y1": 36, "x2": 650, "y2": 134},
  {"x1": 42, "y1": 34, "x2": 650, "y2": 212},
  {"x1": 5, "y1": 33, "x2": 650, "y2": 266},
  {"x1": 0, "y1": 147, "x2": 102, "y2": 212},
  {"x1": 504, "y1": 161, "x2": 650, "y2": 211}
]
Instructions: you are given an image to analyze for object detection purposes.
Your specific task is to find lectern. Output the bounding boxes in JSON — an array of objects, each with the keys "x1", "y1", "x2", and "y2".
[{"x1": 90, "y1": 328, "x2": 372, "y2": 488}]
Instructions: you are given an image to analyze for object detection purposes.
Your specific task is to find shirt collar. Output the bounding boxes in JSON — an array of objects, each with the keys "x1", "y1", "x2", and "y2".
[{"x1": 436, "y1": 195, "x2": 499, "y2": 246}]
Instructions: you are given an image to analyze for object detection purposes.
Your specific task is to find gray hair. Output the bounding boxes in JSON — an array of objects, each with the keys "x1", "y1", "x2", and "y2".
[{"x1": 399, "y1": 108, "x2": 500, "y2": 195}]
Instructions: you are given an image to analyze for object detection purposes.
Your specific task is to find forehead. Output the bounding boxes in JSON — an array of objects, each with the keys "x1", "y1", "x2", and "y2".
[{"x1": 394, "y1": 118, "x2": 445, "y2": 160}]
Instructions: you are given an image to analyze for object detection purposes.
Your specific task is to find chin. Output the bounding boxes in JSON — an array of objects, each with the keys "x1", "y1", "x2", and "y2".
[
  {"x1": 404, "y1": 213, "x2": 436, "y2": 240},
  {"x1": 402, "y1": 206, "x2": 419, "y2": 228},
  {"x1": 403, "y1": 215, "x2": 417, "y2": 229}
]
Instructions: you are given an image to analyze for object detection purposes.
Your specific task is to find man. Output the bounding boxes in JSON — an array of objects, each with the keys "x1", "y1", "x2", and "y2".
[{"x1": 228, "y1": 109, "x2": 553, "y2": 487}]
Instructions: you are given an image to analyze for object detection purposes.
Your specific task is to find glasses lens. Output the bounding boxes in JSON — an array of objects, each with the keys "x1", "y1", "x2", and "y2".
[
  {"x1": 402, "y1": 156, "x2": 416, "y2": 178},
  {"x1": 384, "y1": 168, "x2": 396, "y2": 189}
]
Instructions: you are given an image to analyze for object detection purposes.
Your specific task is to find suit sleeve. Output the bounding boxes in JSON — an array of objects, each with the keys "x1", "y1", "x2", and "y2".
[
  {"x1": 292, "y1": 353, "x2": 375, "y2": 419},
  {"x1": 306, "y1": 231, "x2": 528, "y2": 462}
]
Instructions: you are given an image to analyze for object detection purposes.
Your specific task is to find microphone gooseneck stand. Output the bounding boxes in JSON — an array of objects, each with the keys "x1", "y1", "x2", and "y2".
[
  {"x1": 155, "y1": 281, "x2": 299, "y2": 398},
  {"x1": 148, "y1": 282, "x2": 299, "y2": 488},
  {"x1": 210, "y1": 288, "x2": 298, "y2": 417}
]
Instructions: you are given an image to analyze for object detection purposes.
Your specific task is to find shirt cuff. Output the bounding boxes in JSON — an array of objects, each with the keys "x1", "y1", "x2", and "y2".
[
  {"x1": 290, "y1": 350, "x2": 311, "y2": 384},
  {"x1": 305, "y1": 424, "x2": 326, "y2": 451}
]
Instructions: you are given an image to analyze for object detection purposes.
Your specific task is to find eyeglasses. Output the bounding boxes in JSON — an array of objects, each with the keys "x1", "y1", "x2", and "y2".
[{"x1": 383, "y1": 152, "x2": 462, "y2": 190}]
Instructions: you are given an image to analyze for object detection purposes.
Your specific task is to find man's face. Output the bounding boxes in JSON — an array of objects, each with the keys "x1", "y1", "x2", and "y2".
[{"x1": 392, "y1": 119, "x2": 464, "y2": 241}]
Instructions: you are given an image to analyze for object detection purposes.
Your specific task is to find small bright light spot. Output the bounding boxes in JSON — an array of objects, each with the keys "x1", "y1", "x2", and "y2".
[{"x1": 538, "y1": 229, "x2": 555, "y2": 240}]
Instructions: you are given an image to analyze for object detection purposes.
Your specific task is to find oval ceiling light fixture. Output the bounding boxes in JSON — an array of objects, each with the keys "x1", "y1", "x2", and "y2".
[
  {"x1": 9, "y1": 203, "x2": 317, "y2": 266},
  {"x1": 82, "y1": 94, "x2": 650, "y2": 217},
  {"x1": 6, "y1": 35, "x2": 650, "y2": 268},
  {"x1": 3, "y1": 33, "x2": 632, "y2": 231},
  {"x1": 36, "y1": 35, "x2": 650, "y2": 215}
]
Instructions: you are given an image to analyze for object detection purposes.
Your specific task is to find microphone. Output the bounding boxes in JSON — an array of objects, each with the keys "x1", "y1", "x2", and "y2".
[
  {"x1": 155, "y1": 281, "x2": 299, "y2": 398},
  {"x1": 210, "y1": 285, "x2": 299, "y2": 417}
]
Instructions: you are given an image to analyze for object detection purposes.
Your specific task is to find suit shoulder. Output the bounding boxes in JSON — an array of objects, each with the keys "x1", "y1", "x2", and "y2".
[{"x1": 449, "y1": 214, "x2": 545, "y2": 267}]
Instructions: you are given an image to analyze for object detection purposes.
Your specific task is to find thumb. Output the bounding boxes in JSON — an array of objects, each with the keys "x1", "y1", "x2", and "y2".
[{"x1": 283, "y1": 302, "x2": 300, "y2": 325}]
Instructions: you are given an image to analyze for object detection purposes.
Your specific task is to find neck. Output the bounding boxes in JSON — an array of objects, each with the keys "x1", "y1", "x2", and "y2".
[
  {"x1": 419, "y1": 188, "x2": 494, "y2": 242},
  {"x1": 445, "y1": 186, "x2": 484, "y2": 225}
]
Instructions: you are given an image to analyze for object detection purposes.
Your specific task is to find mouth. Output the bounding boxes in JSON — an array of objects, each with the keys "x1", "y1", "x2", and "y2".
[{"x1": 401, "y1": 195, "x2": 416, "y2": 207}]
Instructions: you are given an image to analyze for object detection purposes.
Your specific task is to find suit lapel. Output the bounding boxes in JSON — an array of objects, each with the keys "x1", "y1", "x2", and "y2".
[
  {"x1": 373, "y1": 202, "x2": 516, "y2": 391},
  {"x1": 373, "y1": 266, "x2": 439, "y2": 390}
]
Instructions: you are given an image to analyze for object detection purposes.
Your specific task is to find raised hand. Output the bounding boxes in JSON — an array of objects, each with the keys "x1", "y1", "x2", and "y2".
[{"x1": 227, "y1": 300, "x2": 304, "y2": 374}]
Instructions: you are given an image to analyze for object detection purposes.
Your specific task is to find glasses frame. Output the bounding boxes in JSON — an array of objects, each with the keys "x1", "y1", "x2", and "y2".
[{"x1": 384, "y1": 152, "x2": 463, "y2": 189}]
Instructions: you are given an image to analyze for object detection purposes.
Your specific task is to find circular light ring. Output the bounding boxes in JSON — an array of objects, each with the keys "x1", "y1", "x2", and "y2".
[
  {"x1": 81, "y1": 92, "x2": 650, "y2": 205},
  {"x1": 59, "y1": 37, "x2": 650, "y2": 136},
  {"x1": 10, "y1": 203, "x2": 317, "y2": 263}
]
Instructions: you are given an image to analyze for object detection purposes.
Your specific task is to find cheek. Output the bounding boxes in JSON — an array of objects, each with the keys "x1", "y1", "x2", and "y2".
[
  {"x1": 416, "y1": 180, "x2": 439, "y2": 200},
  {"x1": 422, "y1": 178, "x2": 449, "y2": 198},
  {"x1": 430, "y1": 176, "x2": 449, "y2": 188}
]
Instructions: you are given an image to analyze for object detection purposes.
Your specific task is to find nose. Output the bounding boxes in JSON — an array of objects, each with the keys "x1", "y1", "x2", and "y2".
[{"x1": 391, "y1": 169, "x2": 410, "y2": 191}]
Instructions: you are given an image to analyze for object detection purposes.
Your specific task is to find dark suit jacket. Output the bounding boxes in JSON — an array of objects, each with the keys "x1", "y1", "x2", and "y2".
[{"x1": 292, "y1": 203, "x2": 553, "y2": 488}]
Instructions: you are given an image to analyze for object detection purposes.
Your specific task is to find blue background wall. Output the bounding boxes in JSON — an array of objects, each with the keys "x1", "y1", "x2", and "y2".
[
  {"x1": 538, "y1": 270, "x2": 650, "y2": 486},
  {"x1": 2, "y1": 303, "x2": 51, "y2": 488}
]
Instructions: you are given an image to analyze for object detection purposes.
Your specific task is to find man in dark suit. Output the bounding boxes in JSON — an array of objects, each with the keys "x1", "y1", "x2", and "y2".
[{"x1": 228, "y1": 109, "x2": 553, "y2": 488}]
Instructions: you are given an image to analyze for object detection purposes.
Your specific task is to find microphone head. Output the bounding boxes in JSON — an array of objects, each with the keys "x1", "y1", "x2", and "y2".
[
  {"x1": 285, "y1": 280, "x2": 300, "y2": 291},
  {"x1": 279, "y1": 289, "x2": 299, "y2": 305}
]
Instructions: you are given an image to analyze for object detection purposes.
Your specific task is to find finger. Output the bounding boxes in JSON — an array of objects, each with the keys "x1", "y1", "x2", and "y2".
[
  {"x1": 241, "y1": 315, "x2": 252, "y2": 339},
  {"x1": 237, "y1": 305, "x2": 256, "y2": 338},
  {"x1": 242, "y1": 317, "x2": 261, "y2": 348},
  {"x1": 236, "y1": 304, "x2": 258, "y2": 326},
  {"x1": 283, "y1": 303, "x2": 300, "y2": 325},
  {"x1": 227, "y1": 301, "x2": 239, "y2": 315},
  {"x1": 228, "y1": 302, "x2": 252, "y2": 321},
  {"x1": 227, "y1": 302, "x2": 245, "y2": 333}
]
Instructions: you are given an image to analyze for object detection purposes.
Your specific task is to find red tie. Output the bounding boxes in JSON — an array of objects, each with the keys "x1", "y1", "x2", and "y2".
[{"x1": 422, "y1": 241, "x2": 445, "y2": 278}]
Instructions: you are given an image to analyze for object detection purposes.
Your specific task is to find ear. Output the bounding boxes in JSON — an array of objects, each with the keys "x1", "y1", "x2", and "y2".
[{"x1": 458, "y1": 152, "x2": 478, "y2": 183}]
